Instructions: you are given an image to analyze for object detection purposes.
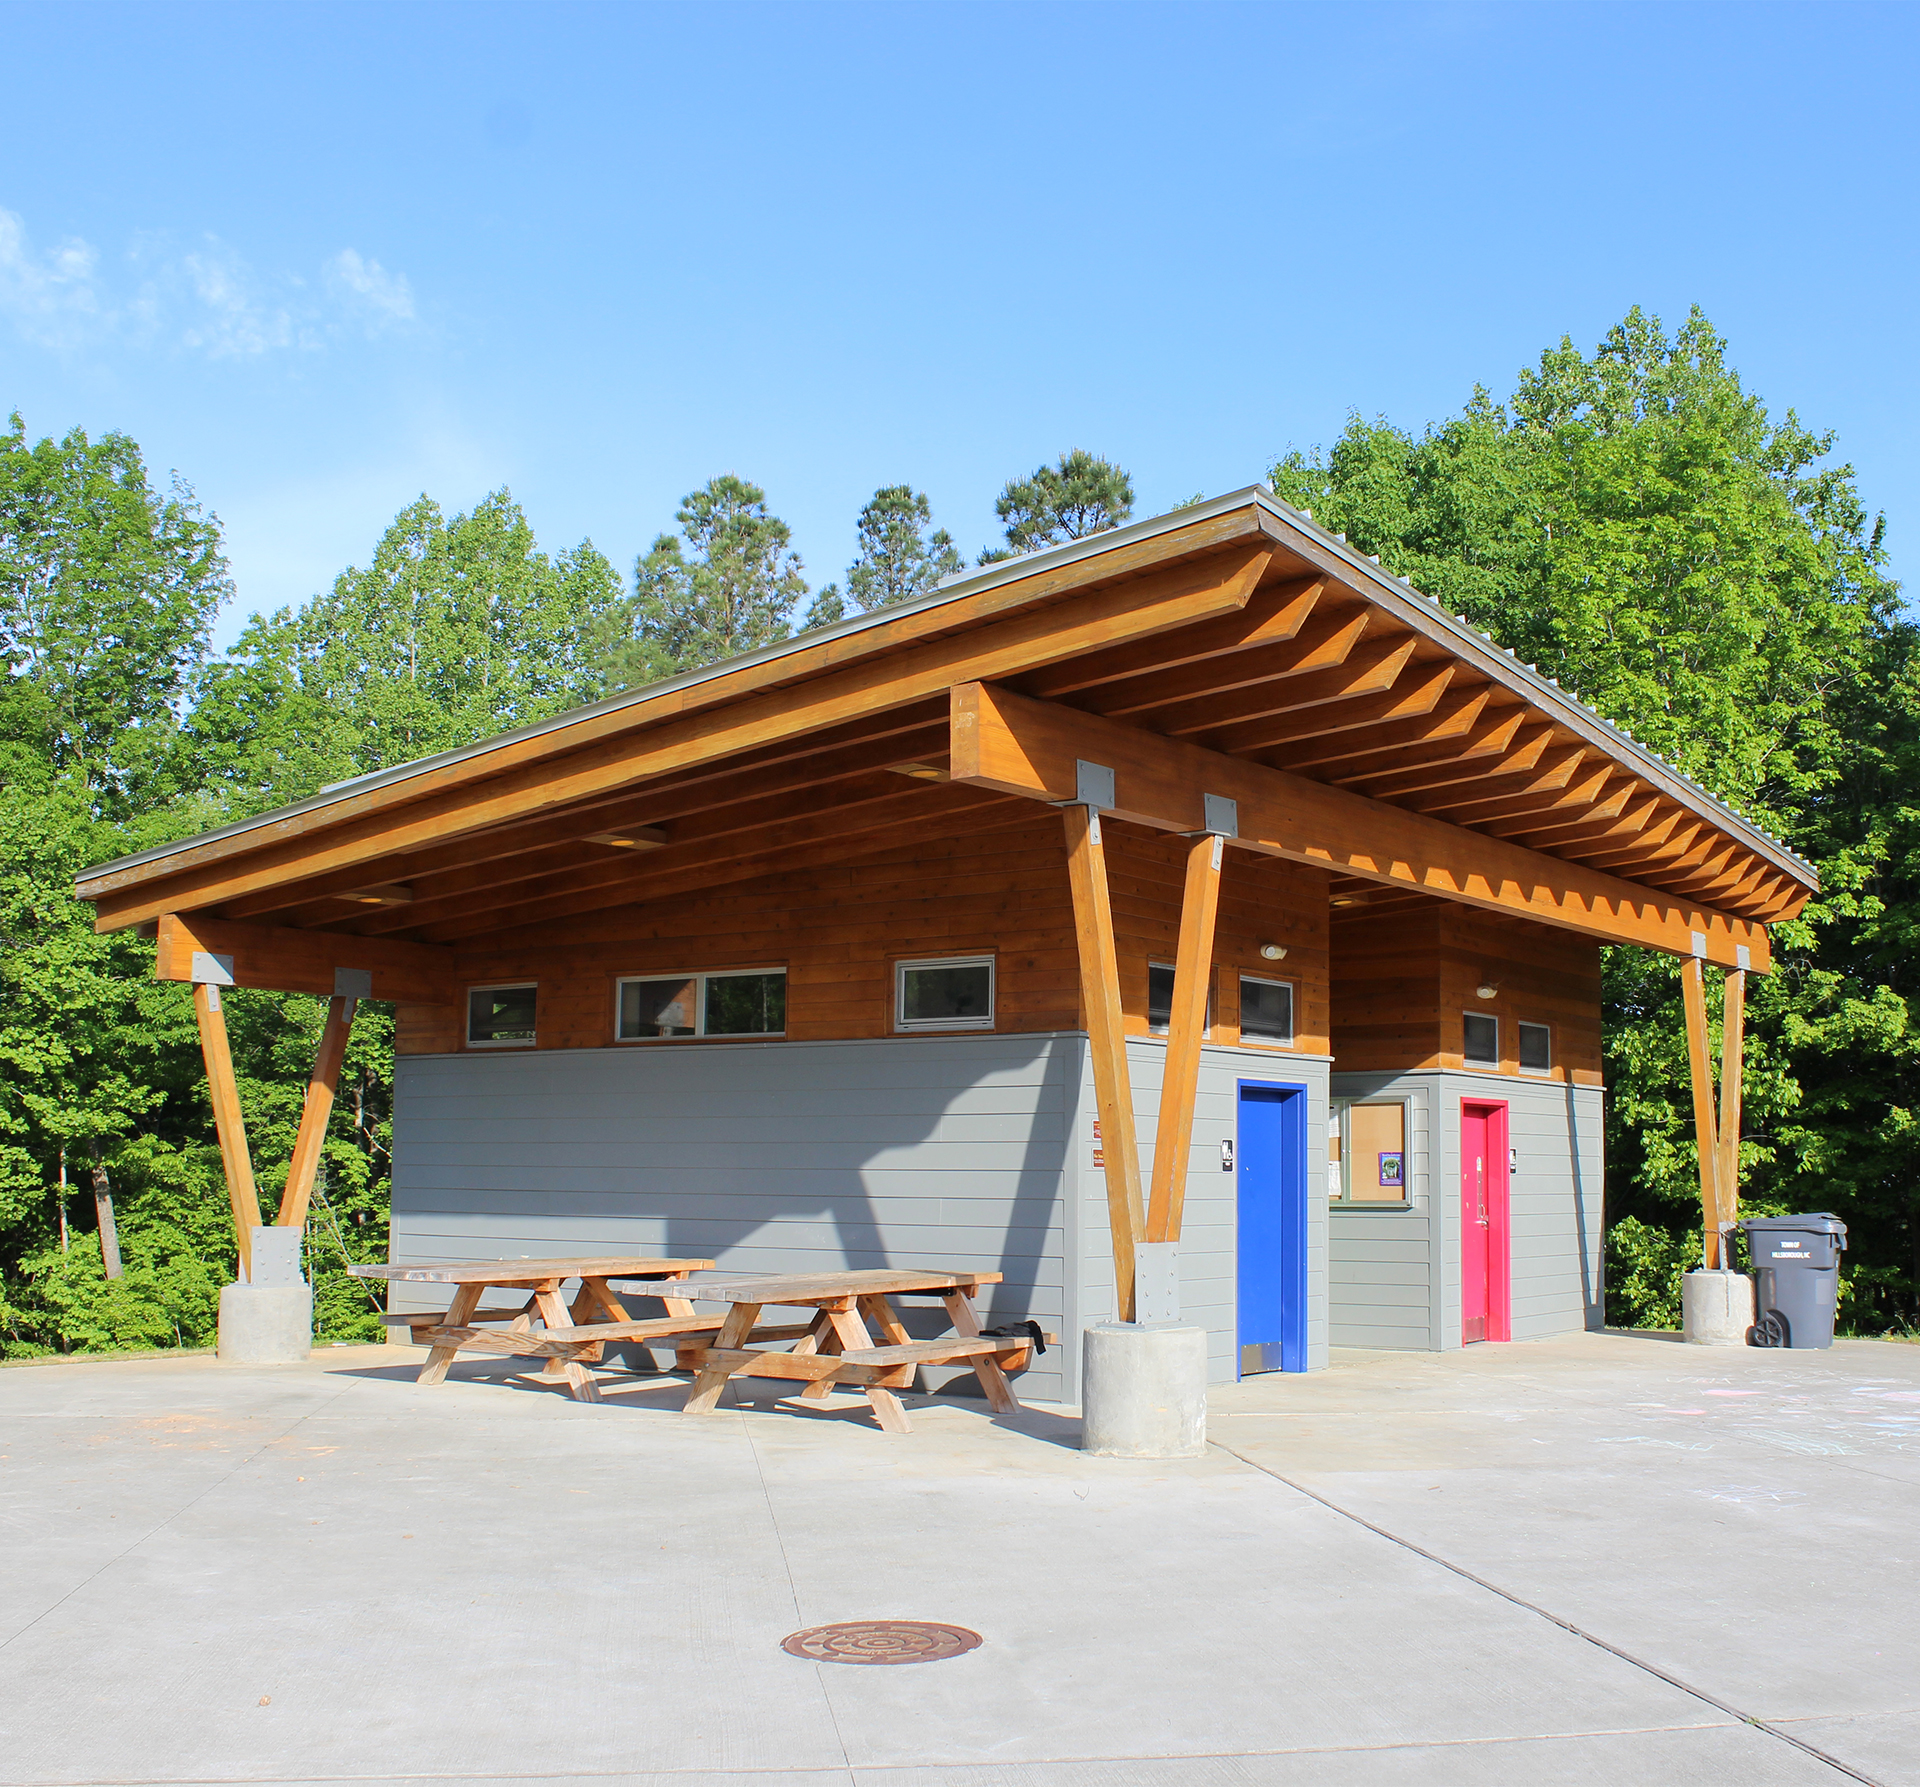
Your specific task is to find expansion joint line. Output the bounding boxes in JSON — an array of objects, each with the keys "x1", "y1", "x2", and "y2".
[{"x1": 1210, "y1": 1440, "x2": 1882, "y2": 1787}]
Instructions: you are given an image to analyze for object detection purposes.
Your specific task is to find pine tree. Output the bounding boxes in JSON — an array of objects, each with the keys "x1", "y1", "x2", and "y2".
[
  {"x1": 845, "y1": 486, "x2": 963, "y2": 611},
  {"x1": 600, "y1": 475, "x2": 808, "y2": 686},
  {"x1": 981, "y1": 449, "x2": 1133, "y2": 564}
]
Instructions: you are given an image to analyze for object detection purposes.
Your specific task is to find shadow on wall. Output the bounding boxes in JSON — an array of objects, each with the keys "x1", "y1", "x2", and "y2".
[
  {"x1": 1568, "y1": 1081, "x2": 1601, "y2": 1330},
  {"x1": 391, "y1": 1035, "x2": 1072, "y2": 1353}
]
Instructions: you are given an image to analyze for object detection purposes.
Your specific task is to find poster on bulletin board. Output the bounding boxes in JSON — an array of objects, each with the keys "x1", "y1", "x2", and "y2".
[{"x1": 1377, "y1": 1151, "x2": 1405, "y2": 1189}]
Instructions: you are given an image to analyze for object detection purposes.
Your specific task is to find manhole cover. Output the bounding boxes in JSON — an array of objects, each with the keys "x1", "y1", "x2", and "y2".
[{"x1": 780, "y1": 1620, "x2": 983, "y2": 1665}]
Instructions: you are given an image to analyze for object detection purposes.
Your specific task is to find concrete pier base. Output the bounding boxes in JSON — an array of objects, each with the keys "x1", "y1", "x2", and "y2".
[
  {"x1": 1682, "y1": 1269, "x2": 1754, "y2": 1346},
  {"x1": 1080, "y1": 1321, "x2": 1208, "y2": 1458},
  {"x1": 217, "y1": 1283, "x2": 313, "y2": 1363}
]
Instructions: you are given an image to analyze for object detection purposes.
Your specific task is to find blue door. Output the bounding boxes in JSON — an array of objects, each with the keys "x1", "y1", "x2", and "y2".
[{"x1": 1237, "y1": 1082, "x2": 1307, "y2": 1375}]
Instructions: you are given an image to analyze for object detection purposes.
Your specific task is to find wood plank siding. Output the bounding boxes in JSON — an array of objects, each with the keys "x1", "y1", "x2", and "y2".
[
  {"x1": 395, "y1": 811, "x2": 1332, "y2": 1061},
  {"x1": 1330, "y1": 905, "x2": 1602, "y2": 1086}
]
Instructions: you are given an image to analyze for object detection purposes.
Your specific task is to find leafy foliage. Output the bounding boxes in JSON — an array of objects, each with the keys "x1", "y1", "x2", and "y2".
[
  {"x1": 0, "y1": 413, "x2": 230, "y2": 810},
  {"x1": 1274, "y1": 307, "x2": 1915, "y2": 1329},
  {"x1": 194, "y1": 490, "x2": 621, "y2": 811}
]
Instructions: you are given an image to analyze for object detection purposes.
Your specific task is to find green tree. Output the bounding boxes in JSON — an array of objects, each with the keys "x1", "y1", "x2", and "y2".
[
  {"x1": 0, "y1": 412, "x2": 230, "y2": 812},
  {"x1": 845, "y1": 485, "x2": 964, "y2": 611},
  {"x1": 194, "y1": 488, "x2": 622, "y2": 809},
  {"x1": 981, "y1": 449, "x2": 1133, "y2": 564},
  {"x1": 600, "y1": 475, "x2": 809, "y2": 686},
  {"x1": 1272, "y1": 307, "x2": 1914, "y2": 1328}
]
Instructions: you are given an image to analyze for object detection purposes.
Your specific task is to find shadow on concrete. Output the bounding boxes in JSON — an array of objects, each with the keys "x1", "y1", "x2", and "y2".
[{"x1": 321, "y1": 1354, "x2": 1083, "y2": 1445}]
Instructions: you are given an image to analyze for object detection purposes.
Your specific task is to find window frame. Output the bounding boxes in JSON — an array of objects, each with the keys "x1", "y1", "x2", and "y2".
[
  {"x1": 894, "y1": 953, "x2": 996, "y2": 1033},
  {"x1": 1329, "y1": 1096, "x2": 1413, "y2": 1208},
  {"x1": 1461, "y1": 1010, "x2": 1501, "y2": 1069},
  {"x1": 1236, "y1": 972, "x2": 1296, "y2": 1049},
  {"x1": 1146, "y1": 960, "x2": 1214, "y2": 1039},
  {"x1": 1517, "y1": 1019, "x2": 1553, "y2": 1076},
  {"x1": 613, "y1": 967, "x2": 788, "y2": 1043},
  {"x1": 466, "y1": 981, "x2": 539, "y2": 1050}
]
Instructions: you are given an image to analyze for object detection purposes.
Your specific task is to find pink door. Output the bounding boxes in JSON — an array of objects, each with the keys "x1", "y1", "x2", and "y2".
[{"x1": 1460, "y1": 1101, "x2": 1510, "y2": 1343}]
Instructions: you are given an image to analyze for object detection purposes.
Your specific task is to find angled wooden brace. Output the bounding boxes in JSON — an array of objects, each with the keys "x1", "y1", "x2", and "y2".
[
  {"x1": 192, "y1": 979, "x2": 259, "y2": 1282},
  {"x1": 1062, "y1": 782, "x2": 1143, "y2": 1322},
  {"x1": 276, "y1": 992, "x2": 359, "y2": 1232}
]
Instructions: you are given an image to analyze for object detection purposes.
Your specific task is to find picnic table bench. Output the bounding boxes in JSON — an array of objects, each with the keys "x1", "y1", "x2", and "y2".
[
  {"x1": 351, "y1": 1259, "x2": 1050, "y2": 1428},
  {"x1": 351, "y1": 1256, "x2": 745, "y2": 1403},
  {"x1": 668, "y1": 1268, "x2": 1050, "y2": 1433}
]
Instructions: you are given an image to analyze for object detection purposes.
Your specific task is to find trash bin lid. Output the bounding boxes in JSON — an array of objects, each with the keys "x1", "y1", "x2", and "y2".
[{"x1": 1740, "y1": 1212, "x2": 1848, "y2": 1239}]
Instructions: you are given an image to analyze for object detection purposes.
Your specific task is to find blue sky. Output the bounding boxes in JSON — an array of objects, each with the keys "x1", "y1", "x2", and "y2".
[{"x1": 5, "y1": 0, "x2": 1913, "y2": 648}]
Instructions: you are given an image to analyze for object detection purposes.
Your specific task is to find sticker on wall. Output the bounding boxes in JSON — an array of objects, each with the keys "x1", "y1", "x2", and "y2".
[
  {"x1": 1092, "y1": 1120, "x2": 1103, "y2": 1169},
  {"x1": 1378, "y1": 1151, "x2": 1405, "y2": 1189}
]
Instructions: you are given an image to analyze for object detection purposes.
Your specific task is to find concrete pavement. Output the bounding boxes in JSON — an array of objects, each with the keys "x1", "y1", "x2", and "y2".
[{"x1": 1, "y1": 1330, "x2": 1914, "y2": 1786}]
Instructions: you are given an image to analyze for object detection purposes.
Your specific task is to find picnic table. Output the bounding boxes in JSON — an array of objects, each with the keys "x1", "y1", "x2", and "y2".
[
  {"x1": 670, "y1": 1268, "x2": 1045, "y2": 1433},
  {"x1": 348, "y1": 1256, "x2": 784, "y2": 1403}
]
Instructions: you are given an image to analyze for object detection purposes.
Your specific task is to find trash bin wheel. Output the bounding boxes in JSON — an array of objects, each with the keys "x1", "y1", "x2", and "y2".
[{"x1": 1752, "y1": 1309, "x2": 1790, "y2": 1348}]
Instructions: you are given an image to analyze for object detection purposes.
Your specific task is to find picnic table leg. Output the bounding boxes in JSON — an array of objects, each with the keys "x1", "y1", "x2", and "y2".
[
  {"x1": 683, "y1": 1303, "x2": 762, "y2": 1414},
  {"x1": 795, "y1": 1309, "x2": 842, "y2": 1402},
  {"x1": 534, "y1": 1283, "x2": 601, "y2": 1403},
  {"x1": 417, "y1": 1283, "x2": 484, "y2": 1386},
  {"x1": 630, "y1": 1276, "x2": 703, "y2": 1370},
  {"x1": 823, "y1": 1305, "x2": 911, "y2": 1434},
  {"x1": 944, "y1": 1288, "x2": 1021, "y2": 1416}
]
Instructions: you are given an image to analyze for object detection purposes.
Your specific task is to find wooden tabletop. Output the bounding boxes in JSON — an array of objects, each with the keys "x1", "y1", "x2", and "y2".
[
  {"x1": 656, "y1": 1268, "x2": 1003, "y2": 1304},
  {"x1": 348, "y1": 1257, "x2": 714, "y2": 1285}
]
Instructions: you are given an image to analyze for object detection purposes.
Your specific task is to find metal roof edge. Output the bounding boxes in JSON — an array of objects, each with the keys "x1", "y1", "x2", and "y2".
[
  {"x1": 76, "y1": 481, "x2": 1816, "y2": 897},
  {"x1": 75, "y1": 490, "x2": 1276, "y2": 888},
  {"x1": 1244, "y1": 492, "x2": 1819, "y2": 889}
]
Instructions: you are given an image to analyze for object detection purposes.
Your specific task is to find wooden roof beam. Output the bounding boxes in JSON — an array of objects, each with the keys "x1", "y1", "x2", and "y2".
[
  {"x1": 1431, "y1": 760, "x2": 1618, "y2": 828},
  {"x1": 1083, "y1": 605, "x2": 1371, "y2": 719},
  {"x1": 1502, "y1": 791, "x2": 1666, "y2": 854},
  {"x1": 1152, "y1": 632, "x2": 1419, "y2": 738},
  {"x1": 153, "y1": 913, "x2": 456, "y2": 1002},
  {"x1": 416, "y1": 785, "x2": 1033, "y2": 947},
  {"x1": 1580, "y1": 816, "x2": 1707, "y2": 875},
  {"x1": 87, "y1": 542, "x2": 1272, "y2": 932},
  {"x1": 1343, "y1": 720, "x2": 1554, "y2": 800},
  {"x1": 949, "y1": 680, "x2": 1769, "y2": 970},
  {"x1": 1202, "y1": 658, "x2": 1453, "y2": 756},
  {"x1": 1221, "y1": 670, "x2": 1470, "y2": 754},
  {"x1": 1019, "y1": 571, "x2": 1321, "y2": 698},
  {"x1": 215, "y1": 710, "x2": 953, "y2": 923},
  {"x1": 1273, "y1": 686, "x2": 1496, "y2": 775},
  {"x1": 342, "y1": 769, "x2": 943, "y2": 938},
  {"x1": 1393, "y1": 741, "x2": 1588, "y2": 815}
]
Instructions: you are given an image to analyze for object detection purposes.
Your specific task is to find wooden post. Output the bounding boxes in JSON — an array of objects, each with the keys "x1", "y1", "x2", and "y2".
[
  {"x1": 1717, "y1": 968, "x2": 1746, "y2": 1248},
  {"x1": 276, "y1": 994, "x2": 357, "y2": 1232},
  {"x1": 1679, "y1": 955, "x2": 1722, "y2": 1268},
  {"x1": 193, "y1": 982, "x2": 259, "y2": 1282},
  {"x1": 1063, "y1": 803, "x2": 1143, "y2": 1321},
  {"x1": 1145, "y1": 831, "x2": 1223, "y2": 1246}
]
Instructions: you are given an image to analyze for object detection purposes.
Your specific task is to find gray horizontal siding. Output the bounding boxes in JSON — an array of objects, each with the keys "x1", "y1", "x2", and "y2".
[
  {"x1": 1330, "y1": 1073, "x2": 1436, "y2": 1351},
  {"x1": 1078, "y1": 1041, "x2": 1330, "y2": 1382},
  {"x1": 389, "y1": 1033, "x2": 1080, "y2": 1403},
  {"x1": 1327, "y1": 1071, "x2": 1604, "y2": 1352}
]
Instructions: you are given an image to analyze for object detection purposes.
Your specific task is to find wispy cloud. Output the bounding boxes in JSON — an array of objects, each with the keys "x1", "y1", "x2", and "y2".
[
  {"x1": 0, "y1": 211, "x2": 109, "y2": 352},
  {"x1": 325, "y1": 249, "x2": 414, "y2": 325},
  {"x1": 0, "y1": 208, "x2": 421, "y2": 359}
]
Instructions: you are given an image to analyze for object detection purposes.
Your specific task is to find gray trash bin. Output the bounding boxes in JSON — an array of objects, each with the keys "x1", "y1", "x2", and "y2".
[{"x1": 1740, "y1": 1213, "x2": 1847, "y2": 1349}]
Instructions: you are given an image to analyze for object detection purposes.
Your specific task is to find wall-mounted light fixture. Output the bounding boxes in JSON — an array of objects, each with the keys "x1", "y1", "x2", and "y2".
[
  {"x1": 1474, "y1": 980, "x2": 1500, "y2": 1001},
  {"x1": 1259, "y1": 943, "x2": 1289, "y2": 961}
]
